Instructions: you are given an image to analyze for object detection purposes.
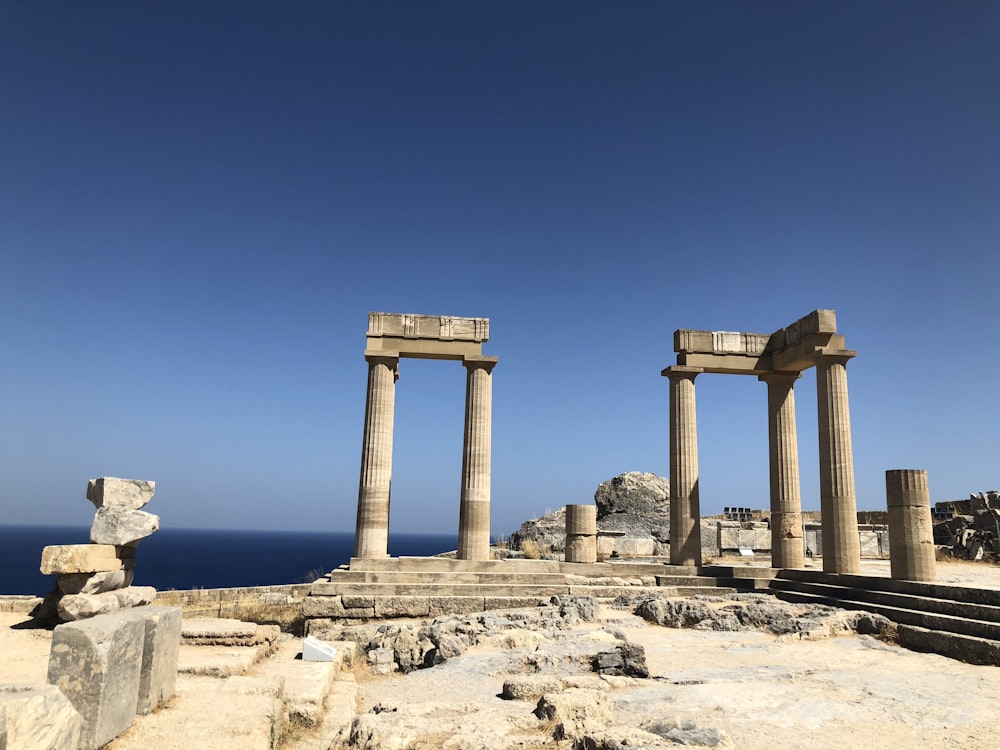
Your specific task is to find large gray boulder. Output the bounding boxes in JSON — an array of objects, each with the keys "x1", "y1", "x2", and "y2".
[
  {"x1": 594, "y1": 472, "x2": 670, "y2": 539},
  {"x1": 47, "y1": 612, "x2": 146, "y2": 750}
]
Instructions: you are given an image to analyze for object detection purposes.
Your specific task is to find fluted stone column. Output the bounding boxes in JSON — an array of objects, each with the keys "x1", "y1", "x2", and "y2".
[
  {"x1": 458, "y1": 356, "x2": 497, "y2": 561},
  {"x1": 816, "y1": 355, "x2": 861, "y2": 574},
  {"x1": 354, "y1": 354, "x2": 398, "y2": 559},
  {"x1": 565, "y1": 504, "x2": 598, "y2": 563},
  {"x1": 886, "y1": 469, "x2": 936, "y2": 582},
  {"x1": 760, "y1": 372, "x2": 804, "y2": 569},
  {"x1": 665, "y1": 366, "x2": 702, "y2": 567}
]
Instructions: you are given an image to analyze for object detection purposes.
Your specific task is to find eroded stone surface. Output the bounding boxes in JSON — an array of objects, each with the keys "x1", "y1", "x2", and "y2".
[
  {"x1": 90, "y1": 507, "x2": 159, "y2": 546},
  {"x1": 0, "y1": 683, "x2": 83, "y2": 750},
  {"x1": 87, "y1": 478, "x2": 156, "y2": 510},
  {"x1": 120, "y1": 606, "x2": 182, "y2": 715},
  {"x1": 40, "y1": 544, "x2": 120, "y2": 575},
  {"x1": 57, "y1": 586, "x2": 157, "y2": 622},
  {"x1": 47, "y1": 613, "x2": 145, "y2": 750}
]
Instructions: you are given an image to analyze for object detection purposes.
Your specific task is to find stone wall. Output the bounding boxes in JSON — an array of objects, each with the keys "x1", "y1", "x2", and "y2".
[{"x1": 153, "y1": 584, "x2": 311, "y2": 629}]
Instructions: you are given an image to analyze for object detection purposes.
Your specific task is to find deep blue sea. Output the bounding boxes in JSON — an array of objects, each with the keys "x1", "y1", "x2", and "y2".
[{"x1": 0, "y1": 526, "x2": 457, "y2": 595}]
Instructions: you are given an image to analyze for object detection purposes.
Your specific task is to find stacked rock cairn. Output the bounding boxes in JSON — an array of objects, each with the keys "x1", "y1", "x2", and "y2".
[{"x1": 35, "y1": 477, "x2": 160, "y2": 623}]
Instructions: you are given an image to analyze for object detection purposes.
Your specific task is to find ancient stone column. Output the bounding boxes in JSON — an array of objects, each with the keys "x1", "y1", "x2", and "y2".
[
  {"x1": 816, "y1": 354, "x2": 861, "y2": 574},
  {"x1": 886, "y1": 469, "x2": 936, "y2": 582},
  {"x1": 760, "y1": 372, "x2": 804, "y2": 569},
  {"x1": 565, "y1": 505, "x2": 598, "y2": 563},
  {"x1": 354, "y1": 354, "x2": 398, "y2": 559},
  {"x1": 665, "y1": 366, "x2": 702, "y2": 567},
  {"x1": 458, "y1": 356, "x2": 497, "y2": 561}
]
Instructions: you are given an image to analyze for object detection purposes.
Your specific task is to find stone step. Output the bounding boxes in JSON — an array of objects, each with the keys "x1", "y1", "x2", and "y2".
[
  {"x1": 311, "y1": 582, "x2": 571, "y2": 598},
  {"x1": 770, "y1": 586, "x2": 1000, "y2": 642},
  {"x1": 568, "y1": 585, "x2": 736, "y2": 598},
  {"x1": 105, "y1": 674, "x2": 286, "y2": 750},
  {"x1": 897, "y1": 624, "x2": 1000, "y2": 667},
  {"x1": 254, "y1": 640, "x2": 340, "y2": 726},
  {"x1": 282, "y1": 674, "x2": 359, "y2": 750},
  {"x1": 558, "y1": 562, "x2": 674, "y2": 576},
  {"x1": 774, "y1": 578, "x2": 1000, "y2": 623},
  {"x1": 330, "y1": 570, "x2": 570, "y2": 585},
  {"x1": 776, "y1": 568, "x2": 1000, "y2": 606},
  {"x1": 177, "y1": 641, "x2": 274, "y2": 677},
  {"x1": 348, "y1": 557, "x2": 563, "y2": 573}
]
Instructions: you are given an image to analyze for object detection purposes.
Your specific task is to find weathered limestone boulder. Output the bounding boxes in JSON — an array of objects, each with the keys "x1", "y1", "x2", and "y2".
[
  {"x1": 40, "y1": 544, "x2": 120, "y2": 575},
  {"x1": 90, "y1": 506, "x2": 159, "y2": 546},
  {"x1": 47, "y1": 613, "x2": 146, "y2": 750},
  {"x1": 534, "y1": 688, "x2": 611, "y2": 741},
  {"x1": 592, "y1": 642, "x2": 648, "y2": 677},
  {"x1": 57, "y1": 586, "x2": 157, "y2": 622},
  {"x1": 594, "y1": 471, "x2": 670, "y2": 539},
  {"x1": 57, "y1": 569, "x2": 133, "y2": 595},
  {"x1": 87, "y1": 477, "x2": 155, "y2": 510},
  {"x1": 0, "y1": 684, "x2": 83, "y2": 750}
]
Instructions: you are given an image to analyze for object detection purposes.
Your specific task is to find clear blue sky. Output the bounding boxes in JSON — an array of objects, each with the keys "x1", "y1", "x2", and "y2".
[{"x1": 1, "y1": 2, "x2": 997, "y2": 538}]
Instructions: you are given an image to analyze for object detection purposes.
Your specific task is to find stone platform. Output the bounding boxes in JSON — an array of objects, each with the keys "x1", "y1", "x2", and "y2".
[{"x1": 304, "y1": 557, "x2": 775, "y2": 627}]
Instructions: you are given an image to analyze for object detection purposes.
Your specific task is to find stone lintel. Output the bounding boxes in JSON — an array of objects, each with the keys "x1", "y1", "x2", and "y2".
[
  {"x1": 672, "y1": 309, "x2": 842, "y2": 375},
  {"x1": 367, "y1": 338, "x2": 484, "y2": 360}
]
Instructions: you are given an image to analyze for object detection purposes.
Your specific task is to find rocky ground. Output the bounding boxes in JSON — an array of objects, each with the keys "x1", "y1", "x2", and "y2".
[{"x1": 4, "y1": 559, "x2": 1000, "y2": 749}]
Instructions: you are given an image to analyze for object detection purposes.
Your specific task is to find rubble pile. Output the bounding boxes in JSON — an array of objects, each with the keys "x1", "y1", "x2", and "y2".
[
  {"x1": 934, "y1": 490, "x2": 1000, "y2": 560},
  {"x1": 33, "y1": 477, "x2": 160, "y2": 622}
]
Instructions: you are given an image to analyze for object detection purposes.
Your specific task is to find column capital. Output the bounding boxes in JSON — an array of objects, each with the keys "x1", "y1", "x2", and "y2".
[
  {"x1": 813, "y1": 348, "x2": 857, "y2": 367},
  {"x1": 364, "y1": 350, "x2": 400, "y2": 367},
  {"x1": 758, "y1": 370, "x2": 802, "y2": 385},
  {"x1": 463, "y1": 355, "x2": 498, "y2": 373},
  {"x1": 661, "y1": 365, "x2": 703, "y2": 380}
]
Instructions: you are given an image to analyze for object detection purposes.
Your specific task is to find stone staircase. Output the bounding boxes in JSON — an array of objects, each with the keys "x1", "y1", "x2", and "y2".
[
  {"x1": 305, "y1": 558, "x2": 779, "y2": 624},
  {"x1": 107, "y1": 620, "x2": 361, "y2": 750},
  {"x1": 769, "y1": 569, "x2": 1000, "y2": 666}
]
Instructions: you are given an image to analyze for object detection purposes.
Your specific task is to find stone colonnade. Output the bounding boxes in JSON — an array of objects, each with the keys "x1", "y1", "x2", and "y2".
[
  {"x1": 354, "y1": 313, "x2": 497, "y2": 561},
  {"x1": 665, "y1": 310, "x2": 861, "y2": 573}
]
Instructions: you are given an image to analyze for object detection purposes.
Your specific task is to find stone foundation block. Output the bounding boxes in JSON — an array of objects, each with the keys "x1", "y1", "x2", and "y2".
[
  {"x1": 121, "y1": 606, "x2": 182, "y2": 715},
  {"x1": 57, "y1": 586, "x2": 157, "y2": 622},
  {"x1": 427, "y1": 596, "x2": 487, "y2": 617},
  {"x1": 47, "y1": 612, "x2": 146, "y2": 750},
  {"x1": 0, "y1": 684, "x2": 83, "y2": 750},
  {"x1": 87, "y1": 477, "x2": 155, "y2": 510},
  {"x1": 90, "y1": 507, "x2": 160, "y2": 546},
  {"x1": 374, "y1": 596, "x2": 430, "y2": 618},
  {"x1": 303, "y1": 596, "x2": 375, "y2": 619},
  {"x1": 40, "y1": 544, "x2": 120, "y2": 575}
]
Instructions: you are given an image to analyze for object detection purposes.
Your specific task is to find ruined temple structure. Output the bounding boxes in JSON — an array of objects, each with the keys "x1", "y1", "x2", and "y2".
[
  {"x1": 663, "y1": 309, "x2": 861, "y2": 574},
  {"x1": 354, "y1": 312, "x2": 497, "y2": 561}
]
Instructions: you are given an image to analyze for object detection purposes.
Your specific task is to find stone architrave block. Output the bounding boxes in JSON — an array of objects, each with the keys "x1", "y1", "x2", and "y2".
[
  {"x1": 40, "y1": 544, "x2": 121, "y2": 576},
  {"x1": 90, "y1": 507, "x2": 159, "y2": 546},
  {"x1": 47, "y1": 613, "x2": 146, "y2": 750},
  {"x1": 119, "y1": 606, "x2": 182, "y2": 715},
  {"x1": 0, "y1": 684, "x2": 83, "y2": 750},
  {"x1": 87, "y1": 477, "x2": 155, "y2": 510},
  {"x1": 58, "y1": 586, "x2": 157, "y2": 622},
  {"x1": 57, "y1": 569, "x2": 131, "y2": 595}
]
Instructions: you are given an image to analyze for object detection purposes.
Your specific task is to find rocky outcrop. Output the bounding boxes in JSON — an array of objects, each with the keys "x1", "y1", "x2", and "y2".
[
  {"x1": 510, "y1": 472, "x2": 670, "y2": 557},
  {"x1": 510, "y1": 506, "x2": 566, "y2": 554},
  {"x1": 631, "y1": 593, "x2": 895, "y2": 639}
]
